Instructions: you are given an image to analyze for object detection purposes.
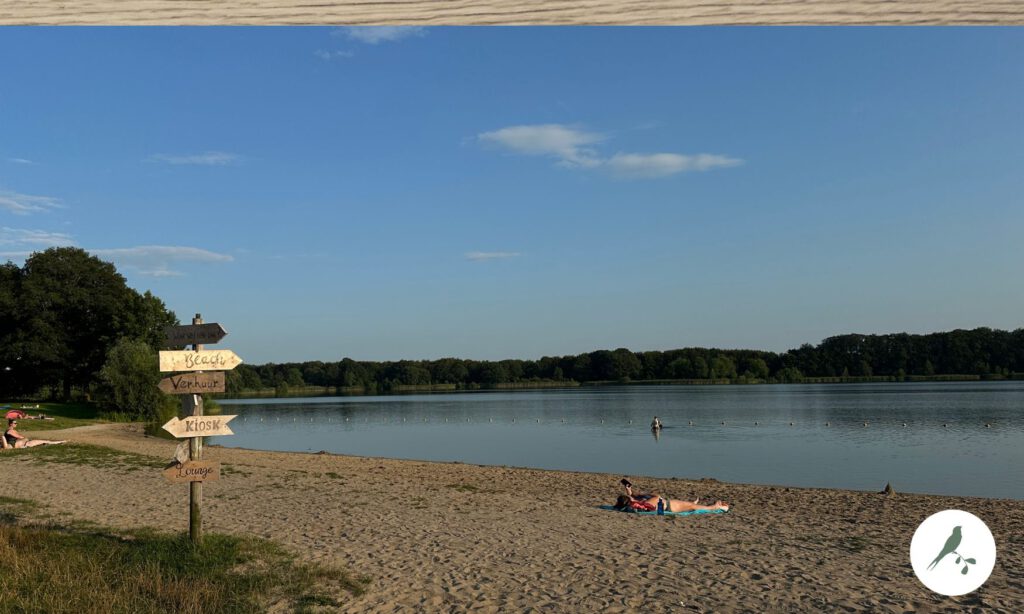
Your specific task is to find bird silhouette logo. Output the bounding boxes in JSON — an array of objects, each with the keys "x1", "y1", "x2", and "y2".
[
  {"x1": 927, "y1": 526, "x2": 977, "y2": 574},
  {"x1": 910, "y1": 510, "x2": 995, "y2": 596}
]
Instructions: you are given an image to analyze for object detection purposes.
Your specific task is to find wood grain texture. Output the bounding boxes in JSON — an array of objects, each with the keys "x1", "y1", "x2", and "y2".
[{"x1": 1, "y1": 1, "x2": 1021, "y2": 25}]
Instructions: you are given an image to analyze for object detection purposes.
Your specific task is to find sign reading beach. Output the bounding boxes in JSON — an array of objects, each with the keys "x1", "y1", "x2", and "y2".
[{"x1": 159, "y1": 349, "x2": 243, "y2": 372}]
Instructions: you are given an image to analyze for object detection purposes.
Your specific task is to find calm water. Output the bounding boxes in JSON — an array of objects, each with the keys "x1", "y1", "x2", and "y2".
[{"x1": 219, "y1": 381, "x2": 1024, "y2": 499}]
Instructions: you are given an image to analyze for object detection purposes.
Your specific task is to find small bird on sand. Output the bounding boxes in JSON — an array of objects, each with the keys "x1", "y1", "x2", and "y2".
[{"x1": 927, "y1": 526, "x2": 962, "y2": 570}]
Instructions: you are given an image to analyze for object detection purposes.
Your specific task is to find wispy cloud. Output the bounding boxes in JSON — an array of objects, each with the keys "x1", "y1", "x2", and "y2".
[
  {"x1": 314, "y1": 49, "x2": 355, "y2": 61},
  {"x1": 148, "y1": 151, "x2": 240, "y2": 166},
  {"x1": 91, "y1": 245, "x2": 234, "y2": 277},
  {"x1": 478, "y1": 124, "x2": 604, "y2": 168},
  {"x1": 477, "y1": 123, "x2": 743, "y2": 179},
  {"x1": 335, "y1": 27, "x2": 426, "y2": 45},
  {"x1": 465, "y1": 251, "x2": 521, "y2": 261},
  {"x1": 7, "y1": 158, "x2": 33, "y2": 165},
  {"x1": 0, "y1": 227, "x2": 75, "y2": 248},
  {"x1": 607, "y1": 152, "x2": 742, "y2": 178},
  {"x1": 0, "y1": 191, "x2": 63, "y2": 215}
]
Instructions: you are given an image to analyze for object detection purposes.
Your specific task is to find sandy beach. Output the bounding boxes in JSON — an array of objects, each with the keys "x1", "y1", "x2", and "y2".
[{"x1": 3, "y1": 423, "x2": 1023, "y2": 612}]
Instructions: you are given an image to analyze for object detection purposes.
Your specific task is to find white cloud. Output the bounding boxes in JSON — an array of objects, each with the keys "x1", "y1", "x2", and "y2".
[
  {"x1": 7, "y1": 158, "x2": 33, "y2": 164},
  {"x1": 477, "y1": 124, "x2": 604, "y2": 168},
  {"x1": 607, "y1": 152, "x2": 743, "y2": 178},
  {"x1": 477, "y1": 123, "x2": 743, "y2": 179},
  {"x1": 336, "y1": 27, "x2": 426, "y2": 45},
  {"x1": 149, "y1": 151, "x2": 239, "y2": 166},
  {"x1": 91, "y1": 245, "x2": 234, "y2": 277},
  {"x1": 0, "y1": 227, "x2": 75, "y2": 248},
  {"x1": 0, "y1": 191, "x2": 62, "y2": 215},
  {"x1": 314, "y1": 49, "x2": 355, "y2": 61},
  {"x1": 465, "y1": 251, "x2": 521, "y2": 261}
]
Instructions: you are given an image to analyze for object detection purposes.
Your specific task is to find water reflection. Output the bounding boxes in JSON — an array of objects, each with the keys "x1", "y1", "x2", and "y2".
[{"x1": 220, "y1": 382, "x2": 1024, "y2": 499}]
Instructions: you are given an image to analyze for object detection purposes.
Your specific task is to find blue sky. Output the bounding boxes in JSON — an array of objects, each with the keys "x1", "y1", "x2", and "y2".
[{"x1": 1, "y1": 27, "x2": 1022, "y2": 364}]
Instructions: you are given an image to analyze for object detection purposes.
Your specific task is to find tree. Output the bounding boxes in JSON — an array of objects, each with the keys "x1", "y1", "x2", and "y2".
[
  {"x1": 16, "y1": 248, "x2": 177, "y2": 399},
  {"x1": 710, "y1": 356, "x2": 736, "y2": 380},
  {"x1": 776, "y1": 367, "x2": 804, "y2": 383},
  {"x1": 609, "y1": 348, "x2": 642, "y2": 381},
  {"x1": 96, "y1": 337, "x2": 170, "y2": 420},
  {"x1": 743, "y1": 358, "x2": 770, "y2": 380}
]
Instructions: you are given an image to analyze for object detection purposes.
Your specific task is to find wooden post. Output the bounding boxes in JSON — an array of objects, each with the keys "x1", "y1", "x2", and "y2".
[{"x1": 189, "y1": 313, "x2": 203, "y2": 545}]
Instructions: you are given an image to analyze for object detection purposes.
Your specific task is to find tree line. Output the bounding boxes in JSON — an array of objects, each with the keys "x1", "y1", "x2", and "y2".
[
  {"x1": 228, "y1": 327, "x2": 1024, "y2": 395},
  {"x1": 3, "y1": 248, "x2": 1023, "y2": 415}
]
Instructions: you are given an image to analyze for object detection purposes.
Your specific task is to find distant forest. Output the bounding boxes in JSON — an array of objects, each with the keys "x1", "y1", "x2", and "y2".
[
  {"x1": 227, "y1": 327, "x2": 1024, "y2": 395},
  {"x1": 5, "y1": 248, "x2": 1020, "y2": 409}
]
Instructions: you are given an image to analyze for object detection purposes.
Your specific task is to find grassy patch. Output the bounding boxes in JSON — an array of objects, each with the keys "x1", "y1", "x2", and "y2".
[
  {"x1": 0, "y1": 498, "x2": 369, "y2": 614},
  {"x1": 0, "y1": 443, "x2": 163, "y2": 470},
  {"x1": 221, "y1": 465, "x2": 252, "y2": 478},
  {"x1": 0, "y1": 401, "x2": 101, "y2": 431},
  {"x1": 445, "y1": 483, "x2": 480, "y2": 493},
  {"x1": 324, "y1": 472, "x2": 344, "y2": 480},
  {"x1": 0, "y1": 496, "x2": 42, "y2": 523}
]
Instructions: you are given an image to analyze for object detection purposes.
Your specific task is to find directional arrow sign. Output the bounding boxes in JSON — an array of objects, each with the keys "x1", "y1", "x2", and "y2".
[
  {"x1": 162, "y1": 415, "x2": 237, "y2": 438},
  {"x1": 164, "y1": 323, "x2": 228, "y2": 347},
  {"x1": 158, "y1": 372, "x2": 226, "y2": 395},
  {"x1": 159, "y1": 350, "x2": 243, "y2": 373},
  {"x1": 163, "y1": 461, "x2": 221, "y2": 484}
]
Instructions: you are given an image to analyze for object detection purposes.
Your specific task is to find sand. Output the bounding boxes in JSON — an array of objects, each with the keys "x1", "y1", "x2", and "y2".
[{"x1": 3, "y1": 423, "x2": 1023, "y2": 612}]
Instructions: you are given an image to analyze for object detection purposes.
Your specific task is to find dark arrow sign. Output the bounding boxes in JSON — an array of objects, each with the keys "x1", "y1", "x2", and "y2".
[
  {"x1": 158, "y1": 372, "x2": 226, "y2": 395},
  {"x1": 164, "y1": 323, "x2": 228, "y2": 347}
]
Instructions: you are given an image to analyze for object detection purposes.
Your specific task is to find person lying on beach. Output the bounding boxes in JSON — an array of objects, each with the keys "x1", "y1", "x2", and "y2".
[
  {"x1": 4, "y1": 419, "x2": 66, "y2": 449},
  {"x1": 616, "y1": 479, "x2": 729, "y2": 513},
  {"x1": 5, "y1": 409, "x2": 53, "y2": 421}
]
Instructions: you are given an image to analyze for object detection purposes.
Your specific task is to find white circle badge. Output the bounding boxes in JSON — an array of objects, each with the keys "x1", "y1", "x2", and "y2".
[{"x1": 909, "y1": 509, "x2": 996, "y2": 597}]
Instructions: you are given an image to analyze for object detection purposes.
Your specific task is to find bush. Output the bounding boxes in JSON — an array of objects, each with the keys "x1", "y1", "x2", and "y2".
[{"x1": 96, "y1": 338, "x2": 169, "y2": 421}]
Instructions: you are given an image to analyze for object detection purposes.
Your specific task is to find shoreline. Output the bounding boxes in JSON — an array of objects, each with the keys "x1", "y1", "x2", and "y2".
[
  {"x1": 5, "y1": 423, "x2": 1024, "y2": 612},
  {"x1": 219, "y1": 375, "x2": 1021, "y2": 400}
]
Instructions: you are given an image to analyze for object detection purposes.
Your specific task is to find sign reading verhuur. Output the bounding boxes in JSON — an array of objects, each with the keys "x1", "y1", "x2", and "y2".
[{"x1": 158, "y1": 372, "x2": 226, "y2": 395}]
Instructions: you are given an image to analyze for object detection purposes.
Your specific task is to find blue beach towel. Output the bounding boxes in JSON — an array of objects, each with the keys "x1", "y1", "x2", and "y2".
[{"x1": 598, "y1": 505, "x2": 728, "y2": 516}]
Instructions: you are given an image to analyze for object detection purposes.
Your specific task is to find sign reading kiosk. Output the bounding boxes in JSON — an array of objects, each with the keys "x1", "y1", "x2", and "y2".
[{"x1": 162, "y1": 414, "x2": 237, "y2": 438}]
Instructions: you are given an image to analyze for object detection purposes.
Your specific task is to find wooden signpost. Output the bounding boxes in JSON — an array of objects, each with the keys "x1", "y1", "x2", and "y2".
[
  {"x1": 158, "y1": 372, "x2": 226, "y2": 395},
  {"x1": 158, "y1": 314, "x2": 242, "y2": 545}
]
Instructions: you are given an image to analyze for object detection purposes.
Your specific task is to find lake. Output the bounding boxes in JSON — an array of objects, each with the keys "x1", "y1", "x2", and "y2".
[{"x1": 218, "y1": 381, "x2": 1024, "y2": 500}]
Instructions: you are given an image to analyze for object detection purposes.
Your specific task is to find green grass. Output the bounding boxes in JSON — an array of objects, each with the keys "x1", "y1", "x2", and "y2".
[
  {"x1": 0, "y1": 401, "x2": 102, "y2": 431},
  {"x1": 0, "y1": 443, "x2": 164, "y2": 470},
  {"x1": 221, "y1": 464, "x2": 252, "y2": 478},
  {"x1": 0, "y1": 497, "x2": 370, "y2": 614}
]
